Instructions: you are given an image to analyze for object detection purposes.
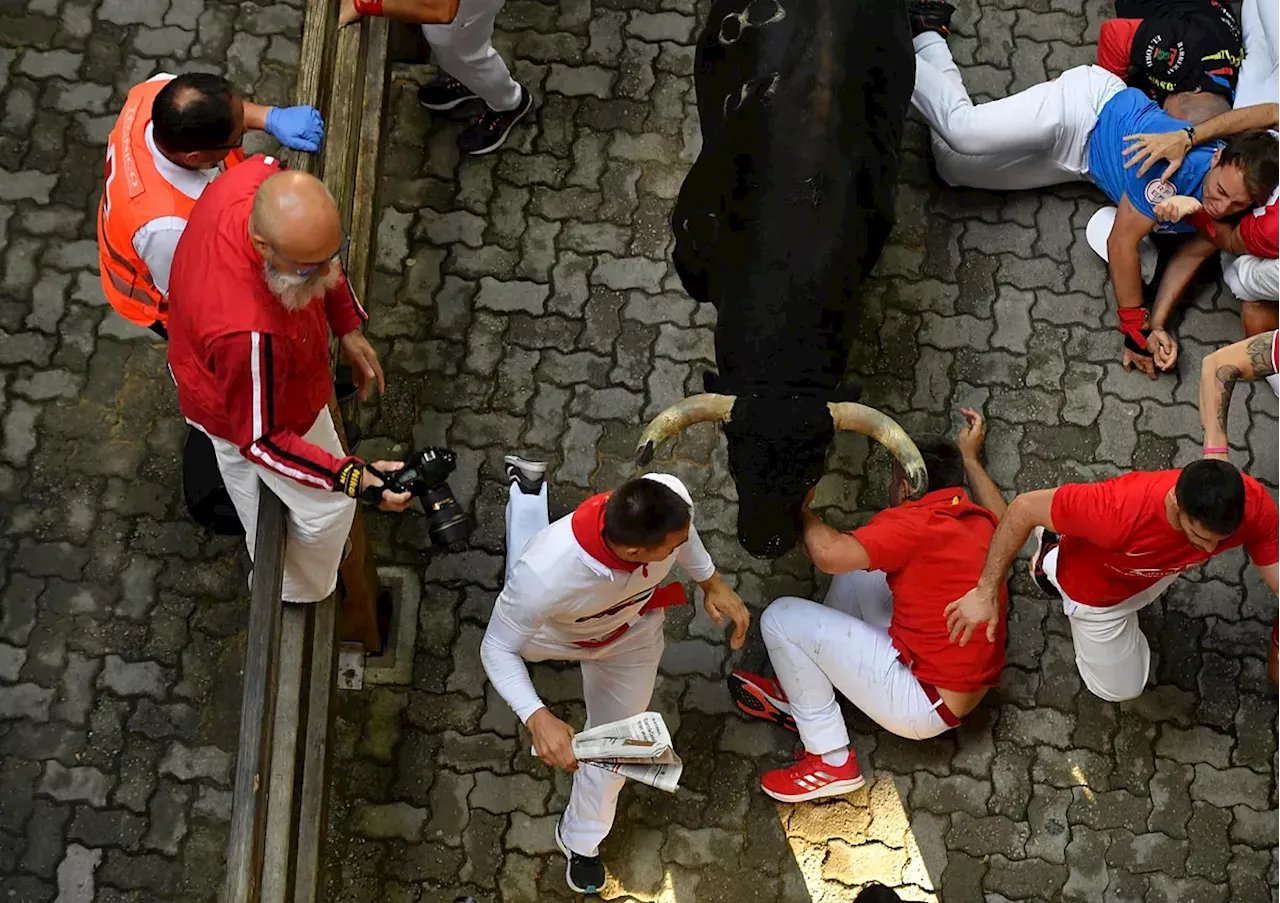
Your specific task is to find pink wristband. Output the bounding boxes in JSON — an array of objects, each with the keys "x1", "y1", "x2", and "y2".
[{"x1": 1203, "y1": 447, "x2": 1229, "y2": 455}]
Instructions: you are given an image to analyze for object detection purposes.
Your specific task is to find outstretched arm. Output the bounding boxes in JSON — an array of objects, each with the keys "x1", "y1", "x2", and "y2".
[
  {"x1": 1124, "y1": 103, "x2": 1280, "y2": 178},
  {"x1": 1109, "y1": 196, "x2": 1161, "y2": 379},
  {"x1": 944, "y1": 489, "x2": 1057, "y2": 645},
  {"x1": 1146, "y1": 233, "x2": 1218, "y2": 370},
  {"x1": 1199, "y1": 331, "x2": 1277, "y2": 457},
  {"x1": 955, "y1": 407, "x2": 1006, "y2": 518}
]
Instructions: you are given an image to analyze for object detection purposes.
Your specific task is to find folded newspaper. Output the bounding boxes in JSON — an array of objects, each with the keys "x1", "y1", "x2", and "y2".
[{"x1": 532, "y1": 712, "x2": 683, "y2": 793}]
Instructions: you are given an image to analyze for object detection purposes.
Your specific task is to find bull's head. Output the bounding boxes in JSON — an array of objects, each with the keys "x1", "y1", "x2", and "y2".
[{"x1": 635, "y1": 393, "x2": 927, "y2": 559}]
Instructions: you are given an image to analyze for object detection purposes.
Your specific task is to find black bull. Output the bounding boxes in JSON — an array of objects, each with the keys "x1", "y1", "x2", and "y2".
[{"x1": 635, "y1": 0, "x2": 925, "y2": 559}]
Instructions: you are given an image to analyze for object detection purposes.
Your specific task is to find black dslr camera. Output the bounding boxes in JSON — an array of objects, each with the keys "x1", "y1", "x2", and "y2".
[{"x1": 366, "y1": 447, "x2": 471, "y2": 549}]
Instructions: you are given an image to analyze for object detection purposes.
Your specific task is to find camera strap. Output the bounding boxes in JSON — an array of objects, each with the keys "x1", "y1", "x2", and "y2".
[{"x1": 359, "y1": 463, "x2": 388, "y2": 506}]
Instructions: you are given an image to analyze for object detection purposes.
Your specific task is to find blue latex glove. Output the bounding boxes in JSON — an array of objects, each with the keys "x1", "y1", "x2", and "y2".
[{"x1": 264, "y1": 105, "x2": 325, "y2": 153}]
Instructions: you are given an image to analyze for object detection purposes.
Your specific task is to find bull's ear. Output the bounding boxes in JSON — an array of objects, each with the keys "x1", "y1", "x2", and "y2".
[
  {"x1": 703, "y1": 370, "x2": 721, "y2": 393},
  {"x1": 831, "y1": 382, "x2": 862, "y2": 403}
]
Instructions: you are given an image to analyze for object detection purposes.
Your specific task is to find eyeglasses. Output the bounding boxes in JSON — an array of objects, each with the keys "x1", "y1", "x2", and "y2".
[
  {"x1": 270, "y1": 233, "x2": 350, "y2": 277},
  {"x1": 211, "y1": 130, "x2": 246, "y2": 152}
]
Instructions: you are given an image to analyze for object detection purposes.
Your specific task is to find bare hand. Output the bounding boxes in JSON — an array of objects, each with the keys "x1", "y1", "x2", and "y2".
[
  {"x1": 340, "y1": 330, "x2": 385, "y2": 400},
  {"x1": 1147, "y1": 328, "x2": 1178, "y2": 371},
  {"x1": 1122, "y1": 346, "x2": 1158, "y2": 380},
  {"x1": 1153, "y1": 195, "x2": 1202, "y2": 224},
  {"x1": 943, "y1": 586, "x2": 999, "y2": 646},
  {"x1": 361, "y1": 461, "x2": 415, "y2": 512},
  {"x1": 527, "y1": 708, "x2": 578, "y2": 772},
  {"x1": 1123, "y1": 129, "x2": 1191, "y2": 180},
  {"x1": 339, "y1": 0, "x2": 361, "y2": 25},
  {"x1": 956, "y1": 407, "x2": 986, "y2": 461},
  {"x1": 703, "y1": 585, "x2": 750, "y2": 650}
]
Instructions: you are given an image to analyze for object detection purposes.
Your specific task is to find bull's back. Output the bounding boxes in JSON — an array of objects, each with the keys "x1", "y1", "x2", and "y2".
[{"x1": 672, "y1": 0, "x2": 914, "y2": 393}]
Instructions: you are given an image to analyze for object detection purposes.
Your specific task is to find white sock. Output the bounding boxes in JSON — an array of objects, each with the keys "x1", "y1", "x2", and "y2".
[
  {"x1": 821, "y1": 747, "x2": 850, "y2": 767},
  {"x1": 1266, "y1": 373, "x2": 1279, "y2": 397}
]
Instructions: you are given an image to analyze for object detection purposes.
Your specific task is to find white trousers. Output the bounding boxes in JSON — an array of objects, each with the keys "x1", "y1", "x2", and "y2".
[
  {"x1": 1043, "y1": 546, "x2": 1179, "y2": 702},
  {"x1": 208, "y1": 410, "x2": 355, "y2": 603},
  {"x1": 1221, "y1": 0, "x2": 1280, "y2": 302},
  {"x1": 911, "y1": 33, "x2": 1125, "y2": 190},
  {"x1": 760, "y1": 571, "x2": 951, "y2": 756},
  {"x1": 422, "y1": 0, "x2": 522, "y2": 112},
  {"x1": 504, "y1": 484, "x2": 665, "y2": 857}
]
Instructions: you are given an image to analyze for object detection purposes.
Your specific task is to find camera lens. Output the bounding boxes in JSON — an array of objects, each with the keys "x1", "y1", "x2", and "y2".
[{"x1": 419, "y1": 483, "x2": 471, "y2": 548}]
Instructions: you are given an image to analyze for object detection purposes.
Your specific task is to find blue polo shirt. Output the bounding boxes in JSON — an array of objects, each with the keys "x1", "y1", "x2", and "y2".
[{"x1": 1086, "y1": 88, "x2": 1224, "y2": 234}]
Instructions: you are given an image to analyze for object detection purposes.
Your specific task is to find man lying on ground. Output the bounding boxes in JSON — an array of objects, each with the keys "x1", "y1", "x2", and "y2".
[
  {"x1": 1121, "y1": 12, "x2": 1278, "y2": 344},
  {"x1": 907, "y1": 1, "x2": 1277, "y2": 380},
  {"x1": 729, "y1": 409, "x2": 1006, "y2": 803}
]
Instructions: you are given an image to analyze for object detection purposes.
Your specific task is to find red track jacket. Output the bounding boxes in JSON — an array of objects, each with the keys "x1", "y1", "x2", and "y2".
[{"x1": 166, "y1": 155, "x2": 367, "y2": 493}]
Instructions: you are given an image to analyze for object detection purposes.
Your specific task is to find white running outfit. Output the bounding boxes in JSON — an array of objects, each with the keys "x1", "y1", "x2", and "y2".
[
  {"x1": 911, "y1": 33, "x2": 1125, "y2": 191},
  {"x1": 761, "y1": 571, "x2": 953, "y2": 756},
  {"x1": 481, "y1": 474, "x2": 715, "y2": 857}
]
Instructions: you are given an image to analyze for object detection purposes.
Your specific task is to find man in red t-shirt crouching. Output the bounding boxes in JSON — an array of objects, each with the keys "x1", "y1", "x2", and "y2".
[
  {"x1": 729, "y1": 410, "x2": 1008, "y2": 803},
  {"x1": 948, "y1": 459, "x2": 1278, "y2": 702}
]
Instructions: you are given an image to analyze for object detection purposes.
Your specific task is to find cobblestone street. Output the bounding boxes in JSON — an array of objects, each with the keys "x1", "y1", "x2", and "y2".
[{"x1": 0, "y1": 0, "x2": 1277, "y2": 901}]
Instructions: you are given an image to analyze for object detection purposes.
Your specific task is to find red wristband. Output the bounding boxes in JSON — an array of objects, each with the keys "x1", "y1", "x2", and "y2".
[
  {"x1": 1203, "y1": 447, "x2": 1229, "y2": 455},
  {"x1": 353, "y1": 0, "x2": 384, "y2": 15},
  {"x1": 1117, "y1": 306, "x2": 1150, "y2": 348}
]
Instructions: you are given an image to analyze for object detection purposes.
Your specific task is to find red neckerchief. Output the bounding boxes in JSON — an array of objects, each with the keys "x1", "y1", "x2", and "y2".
[{"x1": 570, "y1": 492, "x2": 641, "y2": 573}]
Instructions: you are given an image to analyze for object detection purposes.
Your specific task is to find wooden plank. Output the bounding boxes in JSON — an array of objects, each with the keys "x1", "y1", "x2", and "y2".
[
  {"x1": 387, "y1": 19, "x2": 427, "y2": 64},
  {"x1": 345, "y1": 15, "x2": 389, "y2": 302},
  {"x1": 322, "y1": 21, "x2": 369, "y2": 230},
  {"x1": 283, "y1": 0, "x2": 338, "y2": 175},
  {"x1": 327, "y1": 396, "x2": 381, "y2": 651},
  {"x1": 323, "y1": 14, "x2": 390, "y2": 653},
  {"x1": 260, "y1": 604, "x2": 309, "y2": 903},
  {"x1": 291, "y1": 595, "x2": 338, "y2": 903},
  {"x1": 222, "y1": 489, "x2": 288, "y2": 903}
]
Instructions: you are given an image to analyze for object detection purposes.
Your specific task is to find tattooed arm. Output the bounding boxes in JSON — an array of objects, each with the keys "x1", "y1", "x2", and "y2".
[{"x1": 1199, "y1": 331, "x2": 1277, "y2": 458}]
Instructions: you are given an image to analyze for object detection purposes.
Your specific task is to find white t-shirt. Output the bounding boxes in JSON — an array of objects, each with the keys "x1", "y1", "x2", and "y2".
[
  {"x1": 128, "y1": 83, "x2": 221, "y2": 298},
  {"x1": 481, "y1": 474, "x2": 716, "y2": 722}
]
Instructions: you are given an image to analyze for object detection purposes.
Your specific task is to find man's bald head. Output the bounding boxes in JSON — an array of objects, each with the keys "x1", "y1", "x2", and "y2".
[
  {"x1": 249, "y1": 171, "x2": 343, "y2": 265},
  {"x1": 1164, "y1": 90, "x2": 1232, "y2": 126},
  {"x1": 249, "y1": 172, "x2": 345, "y2": 311}
]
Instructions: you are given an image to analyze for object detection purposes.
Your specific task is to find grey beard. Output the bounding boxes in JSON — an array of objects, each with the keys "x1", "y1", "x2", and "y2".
[{"x1": 262, "y1": 262, "x2": 340, "y2": 312}]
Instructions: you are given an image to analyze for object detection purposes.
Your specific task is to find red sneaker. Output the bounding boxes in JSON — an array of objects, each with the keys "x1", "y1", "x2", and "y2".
[
  {"x1": 760, "y1": 751, "x2": 866, "y2": 803},
  {"x1": 729, "y1": 671, "x2": 797, "y2": 733}
]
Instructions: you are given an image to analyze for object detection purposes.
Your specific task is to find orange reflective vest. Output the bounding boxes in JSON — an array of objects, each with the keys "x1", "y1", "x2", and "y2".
[{"x1": 96, "y1": 76, "x2": 243, "y2": 327}]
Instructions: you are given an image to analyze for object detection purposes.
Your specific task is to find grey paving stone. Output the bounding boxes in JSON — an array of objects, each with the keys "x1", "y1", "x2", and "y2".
[{"x1": 37, "y1": 761, "x2": 109, "y2": 807}]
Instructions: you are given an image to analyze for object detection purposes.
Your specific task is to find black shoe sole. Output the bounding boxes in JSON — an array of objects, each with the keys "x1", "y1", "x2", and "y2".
[
  {"x1": 1031, "y1": 530, "x2": 1062, "y2": 599},
  {"x1": 729, "y1": 674, "x2": 798, "y2": 733}
]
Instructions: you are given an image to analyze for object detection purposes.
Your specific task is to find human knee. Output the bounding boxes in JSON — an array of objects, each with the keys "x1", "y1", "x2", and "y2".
[
  {"x1": 1241, "y1": 300, "x2": 1279, "y2": 337},
  {"x1": 761, "y1": 596, "x2": 810, "y2": 642}
]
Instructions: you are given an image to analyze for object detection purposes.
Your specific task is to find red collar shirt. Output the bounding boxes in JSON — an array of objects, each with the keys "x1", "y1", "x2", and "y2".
[
  {"x1": 1050, "y1": 470, "x2": 1279, "y2": 606},
  {"x1": 166, "y1": 156, "x2": 367, "y2": 492},
  {"x1": 852, "y1": 488, "x2": 1007, "y2": 693}
]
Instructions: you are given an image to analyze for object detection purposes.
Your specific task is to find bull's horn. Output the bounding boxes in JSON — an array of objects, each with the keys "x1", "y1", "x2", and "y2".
[
  {"x1": 828, "y1": 402, "x2": 929, "y2": 497},
  {"x1": 635, "y1": 394, "x2": 736, "y2": 465}
]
